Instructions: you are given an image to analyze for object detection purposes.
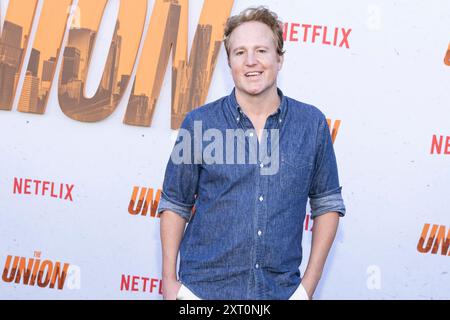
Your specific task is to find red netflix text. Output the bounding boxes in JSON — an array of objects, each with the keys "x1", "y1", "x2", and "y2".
[
  {"x1": 13, "y1": 177, "x2": 74, "y2": 202},
  {"x1": 120, "y1": 274, "x2": 163, "y2": 295},
  {"x1": 283, "y1": 22, "x2": 352, "y2": 49}
]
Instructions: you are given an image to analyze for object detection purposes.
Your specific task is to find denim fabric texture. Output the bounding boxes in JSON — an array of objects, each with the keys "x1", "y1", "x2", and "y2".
[{"x1": 158, "y1": 88, "x2": 346, "y2": 300}]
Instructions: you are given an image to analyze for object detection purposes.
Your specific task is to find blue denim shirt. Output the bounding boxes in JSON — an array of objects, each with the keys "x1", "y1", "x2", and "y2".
[{"x1": 158, "y1": 88, "x2": 346, "y2": 300}]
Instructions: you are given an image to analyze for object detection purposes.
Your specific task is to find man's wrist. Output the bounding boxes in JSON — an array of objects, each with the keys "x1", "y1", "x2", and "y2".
[
  {"x1": 301, "y1": 271, "x2": 322, "y2": 299},
  {"x1": 304, "y1": 270, "x2": 322, "y2": 282},
  {"x1": 162, "y1": 274, "x2": 178, "y2": 282}
]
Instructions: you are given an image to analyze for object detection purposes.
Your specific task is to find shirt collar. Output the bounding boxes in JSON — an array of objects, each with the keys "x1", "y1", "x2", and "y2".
[{"x1": 228, "y1": 87, "x2": 287, "y2": 122}]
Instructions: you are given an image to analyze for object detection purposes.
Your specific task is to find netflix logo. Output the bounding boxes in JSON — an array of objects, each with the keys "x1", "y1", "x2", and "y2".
[
  {"x1": 13, "y1": 177, "x2": 75, "y2": 202},
  {"x1": 120, "y1": 274, "x2": 163, "y2": 295},
  {"x1": 282, "y1": 22, "x2": 352, "y2": 49}
]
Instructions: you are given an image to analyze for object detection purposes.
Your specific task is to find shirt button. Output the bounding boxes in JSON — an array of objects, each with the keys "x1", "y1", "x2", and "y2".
[
  {"x1": 259, "y1": 196, "x2": 264, "y2": 202},
  {"x1": 259, "y1": 163, "x2": 264, "y2": 168},
  {"x1": 236, "y1": 117, "x2": 240, "y2": 122},
  {"x1": 255, "y1": 264, "x2": 259, "y2": 269},
  {"x1": 249, "y1": 132, "x2": 254, "y2": 137},
  {"x1": 279, "y1": 118, "x2": 283, "y2": 123},
  {"x1": 258, "y1": 230, "x2": 262, "y2": 236}
]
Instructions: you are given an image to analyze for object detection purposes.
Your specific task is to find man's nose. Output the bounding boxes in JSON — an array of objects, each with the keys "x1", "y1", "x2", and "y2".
[{"x1": 245, "y1": 51, "x2": 257, "y2": 66}]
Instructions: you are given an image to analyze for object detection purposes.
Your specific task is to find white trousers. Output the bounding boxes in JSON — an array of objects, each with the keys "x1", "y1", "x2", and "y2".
[
  {"x1": 176, "y1": 284, "x2": 202, "y2": 300},
  {"x1": 175, "y1": 283, "x2": 310, "y2": 300},
  {"x1": 288, "y1": 283, "x2": 310, "y2": 300}
]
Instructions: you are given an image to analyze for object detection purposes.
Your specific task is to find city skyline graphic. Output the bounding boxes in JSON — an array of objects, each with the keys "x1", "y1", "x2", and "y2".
[
  {"x1": 0, "y1": 0, "x2": 234, "y2": 129},
  {"x1": 124, "y1": 0, "x2": 233, "y2": 129},
  {"x1": 58, "y1": 0, "x2": 147, "y2": 122}
]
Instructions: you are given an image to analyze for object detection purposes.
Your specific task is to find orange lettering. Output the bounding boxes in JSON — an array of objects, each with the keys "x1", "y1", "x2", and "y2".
[
  {"x1": 431, "y1": 225, "x2": 450, "y2": 255},
  {"x1": 128, "y1": 186, "x2": 147, "y2": 215},
  {"x1": 49, "y1": 262, "x2": 69, "y2": 290},
  {"x1": 18, "y1": 0, "x2": 74, "y2": 114},
  {"x1": 417, "y1": 224, "x2": 438, "y2": 253},
  {"x1": 58, "y1": 0, "x2": 147, "y2": 122},
  {"x1": 2, "y1": 255, "x2": 18, "y2": 282},
  {"x1": 326, "y1": 119, "x2": 341, "y2": 144},
  {"x1": 125, "y1": 0, "x2": 234, "y2": 129},
  {"x1": 14, "y1": 257, "x2": 34, "y2": 285},
  {"x1": 0, "y1": 0, "x2": 39, "y2": 111},
  {"x1": 444, "y1": 43, "x2": 450, "y2": 66},
  {"x1": 37, "y1": 260, "x2": 53, "y2": 287}
]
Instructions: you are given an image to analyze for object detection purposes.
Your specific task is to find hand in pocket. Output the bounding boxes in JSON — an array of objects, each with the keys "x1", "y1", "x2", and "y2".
[{"x1": 163, "y1": 279, "x2": 182, "y2": 300}]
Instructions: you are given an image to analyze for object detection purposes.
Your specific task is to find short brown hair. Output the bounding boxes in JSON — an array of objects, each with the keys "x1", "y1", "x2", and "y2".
[{"x1": 223, "y1": 6, "x2": 285, "y2": 58}]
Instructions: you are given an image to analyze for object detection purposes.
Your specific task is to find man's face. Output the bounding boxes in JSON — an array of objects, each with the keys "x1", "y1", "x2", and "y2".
[{"x1": 228, "y1": 21, "x2": 284, "y2": 98}]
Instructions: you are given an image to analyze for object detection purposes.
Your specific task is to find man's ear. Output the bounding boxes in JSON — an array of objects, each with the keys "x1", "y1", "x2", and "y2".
[{"x1": 277, "y1": 54, "x2": 284, "y2": 71}]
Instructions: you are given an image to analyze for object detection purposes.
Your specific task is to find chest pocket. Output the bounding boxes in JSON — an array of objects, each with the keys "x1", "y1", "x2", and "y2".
[{"x1": 279, "y1": 153, "x2": 314, "y2": 195}]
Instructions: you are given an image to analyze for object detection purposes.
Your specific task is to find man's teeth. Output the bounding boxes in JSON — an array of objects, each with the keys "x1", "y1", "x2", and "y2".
[{"x1": 246, "y1": 72, "x2": 262, "y2": 76}]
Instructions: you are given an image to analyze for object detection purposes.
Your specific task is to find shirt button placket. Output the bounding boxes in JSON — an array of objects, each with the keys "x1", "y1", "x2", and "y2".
[{"x1": 254, "y1": 186, "x2": 265, "y2": 299}]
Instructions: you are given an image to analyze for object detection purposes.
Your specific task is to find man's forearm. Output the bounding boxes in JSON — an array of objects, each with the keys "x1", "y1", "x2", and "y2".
[
  {"x1": 160, "y1": 210, "x2": 187, "y2": 280},
  {"x1": 302, "y1": 211, "x2": 340, "y2": 299}
]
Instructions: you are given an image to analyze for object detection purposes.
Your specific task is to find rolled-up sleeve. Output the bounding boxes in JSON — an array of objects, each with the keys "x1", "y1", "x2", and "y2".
[
  {"x1": 308, "y1": 114, "x2": 346, "y2": 219},
  {"x1": 158, "y1": 191, "x2": 195, "y2": 222},
  {"x1": 157, "y1": 113, "x2": 200, "y2": 222}
]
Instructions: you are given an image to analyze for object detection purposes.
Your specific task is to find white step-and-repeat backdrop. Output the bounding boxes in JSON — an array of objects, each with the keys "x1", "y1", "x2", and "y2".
[{"x1": 0, "y1": 0, "x2": 449, "y2": 299}]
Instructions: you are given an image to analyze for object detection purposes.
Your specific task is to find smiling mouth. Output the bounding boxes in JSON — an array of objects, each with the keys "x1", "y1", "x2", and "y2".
[{"x1": 245, "y1": 71, "x2": 263, "y2": 77}]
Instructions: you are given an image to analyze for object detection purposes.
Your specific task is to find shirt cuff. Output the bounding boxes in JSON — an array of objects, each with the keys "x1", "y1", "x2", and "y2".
[
  {"x1": 309, "y1": 187, "x2": 346, "y2": 219},
  {"x1": 157, "y1": 192, "x2": 194, "y2": 222}
]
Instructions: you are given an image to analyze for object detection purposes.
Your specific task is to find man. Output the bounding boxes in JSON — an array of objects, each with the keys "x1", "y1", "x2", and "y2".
[{"x1": 158, "y1": 6, "x2": 346, "y2": 300}]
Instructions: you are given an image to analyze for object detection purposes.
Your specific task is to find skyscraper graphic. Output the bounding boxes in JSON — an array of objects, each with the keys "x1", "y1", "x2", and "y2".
[
  {"x1": 124, "y1": 0, "x2": 181, "y2": 127},
  {"x1": 101, "y1": 22, "x2": 121, "y2": 95},
  {"x1": 65, "y1": 79, "x2": 82, "y2": 103},
  {"x1": 0, "y1": 63, "x2": 16, "y2": 109},
  {"x1": 170, "y1": 24, "x2": 216, "y2": 128},
  {"x1": 20, "y1": 34, "x2": 40, "y2": 78},
  {"x1": 0, "y1": 21, "x2": 23, "y2": 67},
  {"x1": 185, "y1": 24, "x2": 211, "y2": 113},
  {"x1": 17, "y1": 71, "x2": 39, "y2": 113},
  {"x1": 42, "y1": 57, "x2": 56, "y2": 82},
  {"x1": 36, "y1": 57, "x2": 56, "y2": 107},
  {"x1": 0, "y1": 21, "x2": 23, "y2": 109},
  {"x1": 27, "y1": 48, "x2": 40, "y2": 77},
  {"x1": 61, "y1": 47, "x2": 81, "y2": 85},
  {"x1": 67, "y1": 28, "x2": 96, "y2": 81},
  {"x1": 17, "y1": 47, "x2": 43, "y2": 113},
  {"x1": 59, "y1": 21, "x2": 124, "y2": 122}
]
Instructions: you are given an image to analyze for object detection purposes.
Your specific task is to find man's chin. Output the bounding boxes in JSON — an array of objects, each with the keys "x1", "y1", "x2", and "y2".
[
  {"x1": 239, "y1": 87, "x2": 266, "y2": 96},
  {"x1": 248, "y1": 90, "x2": 263, "y2": 96}
]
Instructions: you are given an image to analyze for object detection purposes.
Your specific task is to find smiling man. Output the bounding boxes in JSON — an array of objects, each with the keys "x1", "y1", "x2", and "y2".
[{"x1": 158, "y1": 6, "x2": 346, "y2": 300}]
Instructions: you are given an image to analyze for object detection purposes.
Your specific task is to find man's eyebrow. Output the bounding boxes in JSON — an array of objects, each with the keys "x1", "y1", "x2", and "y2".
[
  {"x1": 232, "y1": 45, "x2": 269, "y2": 52},
  {"x1": 232, "y1": 47, "x2": 246, "y2": 52}
]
